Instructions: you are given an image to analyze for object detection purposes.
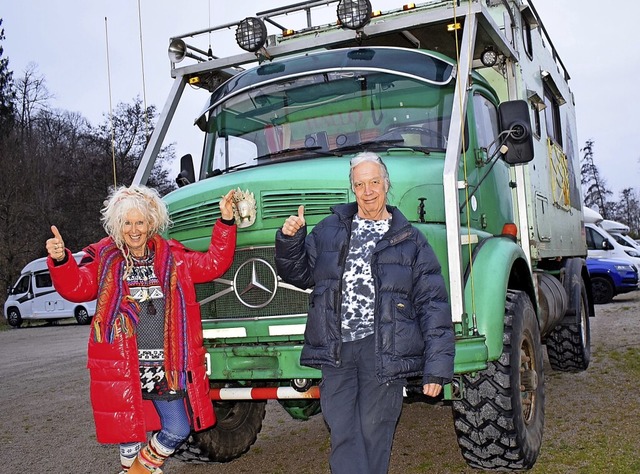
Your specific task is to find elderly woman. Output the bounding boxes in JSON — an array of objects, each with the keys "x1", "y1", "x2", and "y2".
[{"x1": 46, "y1": 184, "x2": 237, "y2": 474}]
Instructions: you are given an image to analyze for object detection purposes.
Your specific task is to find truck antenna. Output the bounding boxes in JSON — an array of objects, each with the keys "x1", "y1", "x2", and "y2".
[
  {"x1": 137, "y1": 0, "x2": 151, "y2": 144},
  {"x1": 104, "y1": 16, "x2": 117, "y2": 188}
]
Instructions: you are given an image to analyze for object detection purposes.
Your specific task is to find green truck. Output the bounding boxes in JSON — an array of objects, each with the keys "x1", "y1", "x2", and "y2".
[{"x1": 134, "y1": 0, "x2": 592, "y2": 470}]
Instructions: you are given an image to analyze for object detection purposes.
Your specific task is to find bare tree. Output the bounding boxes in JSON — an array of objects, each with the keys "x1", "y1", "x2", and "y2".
[
  {"x1": 613, "y1": 188, "x2": 640, "y2": 238},
  {"x1": 14, "y1": 63, "x2": 51, "y2": 140},
  {"x1": 0, "y1": 64, "x2": 176, "y2": 297},
  {"x1": 95, "y1": 96, "x2": 177, "y2": 194},
  {"x1": 580, "y1": 139, "x2": 613, "y2": 218},
  {"x1": 0, "y1": 22, "x2": 31, "y2": 295}
]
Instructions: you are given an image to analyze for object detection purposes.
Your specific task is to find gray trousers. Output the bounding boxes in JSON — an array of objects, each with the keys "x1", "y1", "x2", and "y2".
[{"x1": 320, "y1": 335, "x2": 404, "y2": 474}]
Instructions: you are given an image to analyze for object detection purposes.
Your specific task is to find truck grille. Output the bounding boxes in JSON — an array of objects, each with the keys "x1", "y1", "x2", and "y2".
[
  {"x1": 261, "y1": 190, "x2": 349, "y2": 219},
  {"x1": 196, "y1": 246, "x2": 310, "y2": 320},
  {"x1": 170, "y1": 189, "x2": 348, "y2": 233},
  {"x1": 171, "y1": 202, "x2": 220, "y2": 234}
]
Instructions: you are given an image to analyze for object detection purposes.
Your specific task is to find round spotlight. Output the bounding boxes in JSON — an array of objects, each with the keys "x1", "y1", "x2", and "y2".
[
  {"x1": 480, "y1": 46, "x2": 498, "y2": 67},
  {"x1": 168, "y1": 38, "x2": 186, "y2": 63},
  {"x1": 337, "y1": 0, "x2": 372, "y2": 30},
  {"x1": 236, "y1": 17, "x2": 268, "y2": 53}
]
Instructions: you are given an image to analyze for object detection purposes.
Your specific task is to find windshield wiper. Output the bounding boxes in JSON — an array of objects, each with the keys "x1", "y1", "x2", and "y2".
[
  {"x1": 334, "y1": 138, "x2": 431, "y2": 155},
  {"x1": 333, "y1": 138, "x2": 404, "y2": 153},
  {"x1": 209, "y1": 162, "x2": 248, "y2": 177},
  {"x1": 255, "y1": 146, "x2": 340, "y2": 161}
]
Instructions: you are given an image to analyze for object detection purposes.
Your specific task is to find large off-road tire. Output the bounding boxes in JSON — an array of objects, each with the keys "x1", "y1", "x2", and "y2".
[
  {"x1": 6, "y1": 308, "x2": 22, "y2": 328},
  {"x1": 590, "y1": 275, "x2": 614, "y2": 305},
  {"x1": 453, "y1": 290, "x2": 544, "y2": 471},
  {"x1": 174, "y1": 400, "x2": 267, "y2": 463},
  {"x1": 546, "y1": 277, "x2": 590, "y2": 372}
]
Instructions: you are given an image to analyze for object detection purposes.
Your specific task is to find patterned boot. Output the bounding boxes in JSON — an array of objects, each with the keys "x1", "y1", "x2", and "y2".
[
  {"x1": 128, "y1": 434, "x2": 171, "y2": 473},
  {"x1": 119, "y1": 441, "x2": 142, "y2": 473}
]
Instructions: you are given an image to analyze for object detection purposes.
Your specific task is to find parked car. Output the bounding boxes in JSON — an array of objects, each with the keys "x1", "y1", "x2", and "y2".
[
  {"x1": 585, "y1": 223, "x2": 640, "y2": 273},
  {"x1": 609, "y1": 231, "x2": 640, "y2": 252},
  {"x1": 3, "y1": 253, "x2": 96, "y2": 327},
  {"x1": 587, "y1": 257, "x2": 639, "y2": 304},
  {"x1": 584, "y1": 209, "x2": 640, "y2": 272},
  {"x1": 597, "y1": 217, "x2": 640, "y2": 252}
]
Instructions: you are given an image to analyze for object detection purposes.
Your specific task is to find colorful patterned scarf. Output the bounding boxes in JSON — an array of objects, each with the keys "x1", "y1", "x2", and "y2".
[{"x1": 91, "y1": 235, "x2": 188, "y2": 391}]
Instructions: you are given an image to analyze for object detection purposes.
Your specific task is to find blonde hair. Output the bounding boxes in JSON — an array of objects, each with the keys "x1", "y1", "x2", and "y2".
[{"x1": 101, "y1": 185, "x2": 171, "y2": 250}]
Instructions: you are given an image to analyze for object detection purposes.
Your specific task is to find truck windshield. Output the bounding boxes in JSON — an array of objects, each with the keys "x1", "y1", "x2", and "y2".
[{"x1": 202, "y1": 70, "x2": 454, "y2": 177}]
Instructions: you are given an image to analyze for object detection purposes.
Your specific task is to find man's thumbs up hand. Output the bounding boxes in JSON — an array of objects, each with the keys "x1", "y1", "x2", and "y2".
[{"x1": 282, "y1": 205, "x2": 306, "y2": 236}]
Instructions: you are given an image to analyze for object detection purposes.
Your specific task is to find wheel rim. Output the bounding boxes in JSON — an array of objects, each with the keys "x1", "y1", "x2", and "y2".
[
  {"x1": 77, "y1": 308, "x2": 89, "y2": 323},
  {"x1": 8, "y1": 310, "x2": 19, "y2": 326},
  {"x1": 579, "y1": 287, "x2": 589, "y2": 346},
  {"x1": 519, "y1": 333, "x2": 539, "y2": 424},
  {"x1": 591, "y1": 279, "x2": 611, "y2": 304}
]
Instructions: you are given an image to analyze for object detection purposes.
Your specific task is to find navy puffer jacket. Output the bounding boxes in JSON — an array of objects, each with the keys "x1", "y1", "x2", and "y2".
[{"x1": 275, "y1": 203, "x2": 454, "y2": 385}]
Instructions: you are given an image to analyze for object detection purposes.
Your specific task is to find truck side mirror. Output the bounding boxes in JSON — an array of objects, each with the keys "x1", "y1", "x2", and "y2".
[
  {"x1": 499, "y1": 100, "x2": 534, "y2": 165},
  {"x1": 176, "y1": 154, "x2": 195, "y2": 187},
  {"x1": 602, "y1": 240, "x2": 612, "y2": 250}
]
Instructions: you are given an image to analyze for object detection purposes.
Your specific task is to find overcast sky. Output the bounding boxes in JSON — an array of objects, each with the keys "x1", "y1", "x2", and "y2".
[{"x1": 3, "y1": 1, "x2": 638, "y2": 196}]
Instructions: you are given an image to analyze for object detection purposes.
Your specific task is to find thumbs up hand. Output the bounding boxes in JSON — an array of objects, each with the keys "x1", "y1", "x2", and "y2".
[
  {"x1": 282, "y1": 205, "x2": 305, "y2": 236},
  {"x1": 46, "y1": 225, "x2": 66, "y2": 262}
]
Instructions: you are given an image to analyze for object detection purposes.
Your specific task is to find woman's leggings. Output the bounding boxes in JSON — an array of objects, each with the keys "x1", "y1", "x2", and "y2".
[{"x1": 152, "y1": 398, "x2": 192, "y2": 450}]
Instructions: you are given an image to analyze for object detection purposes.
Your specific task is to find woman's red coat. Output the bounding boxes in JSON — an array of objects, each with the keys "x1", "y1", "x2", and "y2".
[{"x1": 48, "y1": 221, "x2": 236, "y2": 443}]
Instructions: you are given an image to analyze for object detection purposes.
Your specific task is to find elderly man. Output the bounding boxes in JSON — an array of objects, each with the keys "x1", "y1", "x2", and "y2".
[{"x1": 275, "y1": 152, "x2": 454, "y2": 474}]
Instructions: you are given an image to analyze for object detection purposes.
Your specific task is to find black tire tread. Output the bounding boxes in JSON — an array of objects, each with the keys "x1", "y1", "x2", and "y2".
[
  {"x1": 173, "y1": 400, "x2": 267, "y2": 463},
  {"x1": 546, "y1": 279, "x2": 590, "y2": 372},
  {"x1": 452, "y1": 290, "x2": 544, "y2": 471}
]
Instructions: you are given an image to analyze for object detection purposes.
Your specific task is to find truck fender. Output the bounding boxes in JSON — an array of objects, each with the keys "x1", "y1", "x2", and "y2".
[
  {"x1": 560, "y1": 257, "x2": 594, "y2": 324},
  {"x1": 464, "y1": 236, "x2": 535, "y2": 361}
]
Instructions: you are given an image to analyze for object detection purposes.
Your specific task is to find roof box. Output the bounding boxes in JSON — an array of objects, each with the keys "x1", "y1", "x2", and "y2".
[
  {"x1": 601, "y1": 219, "x2": 630, "y2": 234},
  {"x1": 583, "y1": 207, "x2": 603, "y2": 224}
]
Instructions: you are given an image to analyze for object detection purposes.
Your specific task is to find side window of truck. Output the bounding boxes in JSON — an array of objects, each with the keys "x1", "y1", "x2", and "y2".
[
  {"x1": 473, "y1": 94, "x2": 499, "y2": 152},
  {"x1": 543, "y1": 87, "x2": 563, "y2": 147}
]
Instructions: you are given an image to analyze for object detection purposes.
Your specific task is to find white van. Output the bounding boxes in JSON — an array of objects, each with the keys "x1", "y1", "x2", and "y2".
[
  {"x1": 583, "y1": 207, "x2": 640, "y2": 272},
  {"x1": 598, "y1": 218, "x2": 640, "y2": 252},
  {"x1": 585, "y1": 223, "x2": 640, "y2": 273},
  {"x1": 608, "y1": 230, "x2": 640, "y2": 252},
  {"x1": 3, "y1": 253, "x2": 96, "y2": 328}
]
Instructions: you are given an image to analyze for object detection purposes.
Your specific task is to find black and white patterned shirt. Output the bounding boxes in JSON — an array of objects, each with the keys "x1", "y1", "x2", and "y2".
[
  {"x1": 128, "y1": 254, "x2": 184, "y2": 400},
  {"x1": 340, "y1": 215, "x2": 390, "y2": 342}
]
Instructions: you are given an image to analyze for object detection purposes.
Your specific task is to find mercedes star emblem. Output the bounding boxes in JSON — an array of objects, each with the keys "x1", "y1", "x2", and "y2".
[{"x1": 233, "y1": 258, "x2": 278, "y2": 308}]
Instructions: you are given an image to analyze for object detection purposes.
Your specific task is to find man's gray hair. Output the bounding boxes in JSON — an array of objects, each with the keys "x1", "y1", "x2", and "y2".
[{"x1": 349, "y1": 152, "x2": 391, "y2": 192}]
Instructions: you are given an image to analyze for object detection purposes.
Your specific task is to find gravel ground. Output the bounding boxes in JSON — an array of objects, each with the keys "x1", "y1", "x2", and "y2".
[{"x1": 1, "y1": 291, "x2": 639, "y2": 474}]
